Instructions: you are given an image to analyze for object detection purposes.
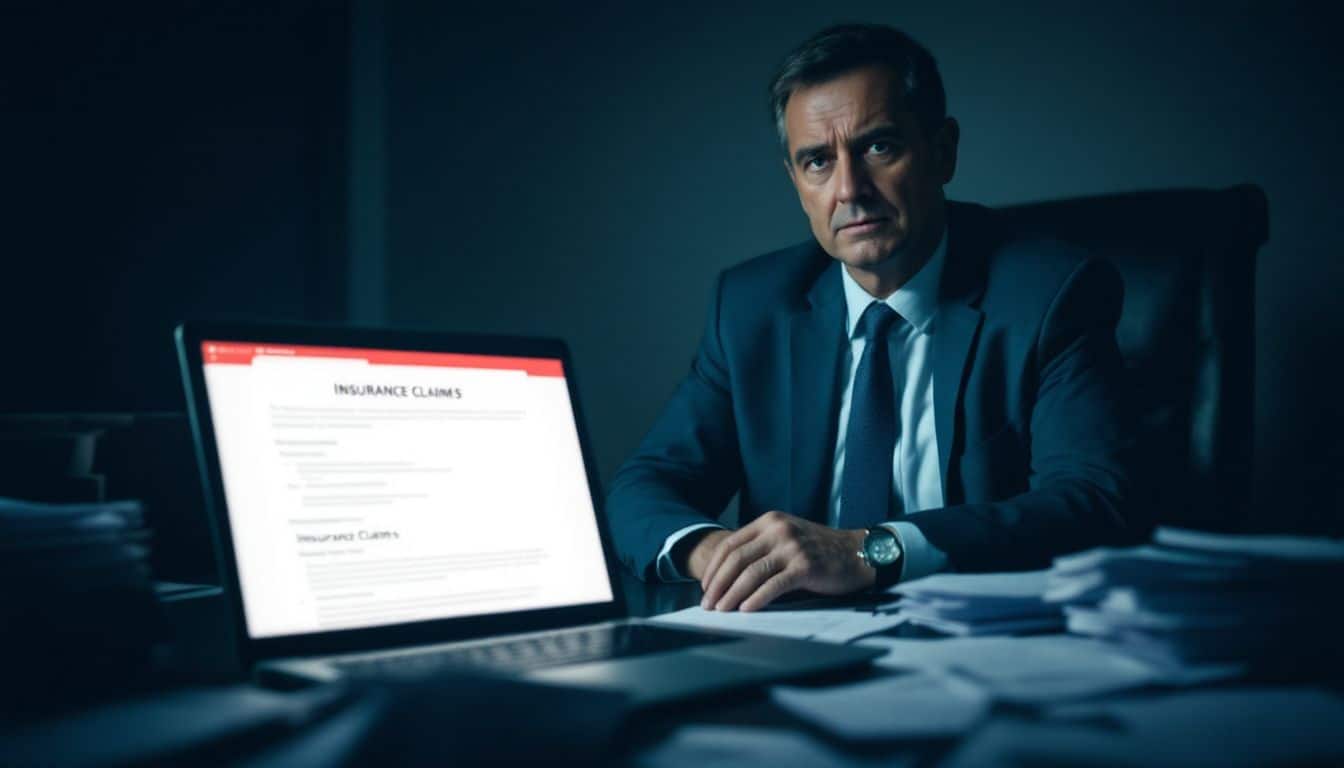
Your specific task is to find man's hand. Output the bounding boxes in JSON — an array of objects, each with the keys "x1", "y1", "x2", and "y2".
[
  {"x1": 694, "y1": 511, "x2": 875, "y2": 612},
  {"x1": 685, "y1": 529, "x2": 732, "y2": 583}
]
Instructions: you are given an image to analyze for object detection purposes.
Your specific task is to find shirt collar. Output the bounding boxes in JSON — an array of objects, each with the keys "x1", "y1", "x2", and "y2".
[{"x1": 840, "y1": 227, "x2": 947, "y2": 338}]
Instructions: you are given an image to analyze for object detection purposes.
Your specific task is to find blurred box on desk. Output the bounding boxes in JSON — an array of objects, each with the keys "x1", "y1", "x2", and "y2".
[
  {"x1": 0, "y1": 496, "x2": 162, "y2": 718},
  {"x1": 0, "y1": 412, "x2": 218, "y2": 584}
]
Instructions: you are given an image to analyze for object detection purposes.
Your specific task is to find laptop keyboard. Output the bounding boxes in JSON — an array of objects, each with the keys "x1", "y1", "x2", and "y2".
[{"x1": 333, "y1": 624, "x2": 732, "y2": 678}]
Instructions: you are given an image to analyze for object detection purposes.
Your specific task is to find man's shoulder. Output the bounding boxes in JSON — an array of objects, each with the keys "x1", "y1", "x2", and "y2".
[
  {"x1": 953, "y1": 201, "x2": 1119, "y2": 316},
  {"x1": 717, "y1": 238, "x2": 831, "y2": 305},
  {"x1": 986, "y1": 235, "x2": 1104, "y2": 295}
]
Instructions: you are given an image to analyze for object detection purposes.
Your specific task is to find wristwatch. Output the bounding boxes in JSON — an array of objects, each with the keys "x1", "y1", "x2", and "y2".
[{"x1": 857, "y1": 526, "x2": 904, "y2": 588}]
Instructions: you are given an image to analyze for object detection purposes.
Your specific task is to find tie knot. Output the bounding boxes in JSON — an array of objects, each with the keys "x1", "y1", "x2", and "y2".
[{"x1": 855, "y1": 302, "x2": 900, "y2": 341}]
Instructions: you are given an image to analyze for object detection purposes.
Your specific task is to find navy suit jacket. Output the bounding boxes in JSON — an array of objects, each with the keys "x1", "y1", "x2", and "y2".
[{"x1": 607, "y1": 201, "x2": 1145, "y2": 580}]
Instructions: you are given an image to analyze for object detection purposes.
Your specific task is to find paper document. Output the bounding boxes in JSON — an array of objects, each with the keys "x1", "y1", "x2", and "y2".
[
  {"x1": 649, "y1": 605, "x2": 905, "y2": 643},
  {"x1": 772, "y1": 672, "x2": 990, "y2": 741}
]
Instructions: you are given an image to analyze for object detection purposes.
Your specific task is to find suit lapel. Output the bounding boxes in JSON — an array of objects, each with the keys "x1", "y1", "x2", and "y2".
[
  {"x1": 933, "y1": 204, "x2": 990, "y2": 502},
  {"x1": 789, "y1": 258, "x2": 846, "y2": 523},
  {"x1": 933, "y1": 304, "x2": 982, "y2": 501}
]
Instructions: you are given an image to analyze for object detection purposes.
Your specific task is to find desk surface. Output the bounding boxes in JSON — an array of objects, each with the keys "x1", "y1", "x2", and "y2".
[{"x1": 6, "y1": 573, "x2": 1344, "y2": 767}]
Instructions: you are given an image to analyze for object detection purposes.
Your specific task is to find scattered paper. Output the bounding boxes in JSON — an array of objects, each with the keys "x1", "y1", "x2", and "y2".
[
  {"x1": 857, "y1": 634, "x2": 1238, "y2": 704},
  {"x1": 649, "y1": 606, "x2": 905, "y2": 643},
  {"x1": 810, "y1": 612, "x2": 909, "y2": 643},
  {"x1": 771, "y1": 672, "x2": 990, "y2": 741}
]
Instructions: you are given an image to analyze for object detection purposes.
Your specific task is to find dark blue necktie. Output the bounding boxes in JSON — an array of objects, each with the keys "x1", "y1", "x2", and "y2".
[{"x1": 839, "y1": 302, "x2": 900, "y2": 530}]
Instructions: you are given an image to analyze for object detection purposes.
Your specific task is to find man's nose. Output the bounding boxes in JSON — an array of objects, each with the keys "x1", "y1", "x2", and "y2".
[{"x1": 833, "y1": 153, "x2": 872, "y2": 205}]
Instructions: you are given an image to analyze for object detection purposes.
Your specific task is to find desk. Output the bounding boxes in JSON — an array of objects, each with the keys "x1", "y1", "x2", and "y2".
[
  {"x1": 614, "y1": 573, "x2": 1344, "y2": 766},
  {"x1": 6, "y1": 573, "x2": 1344, "y2": 767}
]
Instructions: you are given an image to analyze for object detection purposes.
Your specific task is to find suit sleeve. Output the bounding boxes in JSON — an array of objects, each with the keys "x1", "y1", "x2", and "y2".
[
  {"x1": 605, "y1": 273, "x2": 745, "y2": 580},
  {"x1": 908, "y1": 257, "x2": 1148, "y2": 571}
]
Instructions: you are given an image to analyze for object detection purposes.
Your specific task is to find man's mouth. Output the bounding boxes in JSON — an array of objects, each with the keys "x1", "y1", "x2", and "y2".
[{"x1": 837, "y1": 216, "x2": 889, "y2": 233}]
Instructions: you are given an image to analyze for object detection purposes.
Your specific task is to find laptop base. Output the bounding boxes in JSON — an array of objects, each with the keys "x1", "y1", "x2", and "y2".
[{"x1": 257, "y1": 619, "x2": 879, "y2": 706}]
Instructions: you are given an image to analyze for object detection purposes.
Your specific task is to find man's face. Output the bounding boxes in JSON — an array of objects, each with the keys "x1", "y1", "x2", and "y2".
[{"x1": 783, "y1": 65, "x2": 957, "y2": 272}]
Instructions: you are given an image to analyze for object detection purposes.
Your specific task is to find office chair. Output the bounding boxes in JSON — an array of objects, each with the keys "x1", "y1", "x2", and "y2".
[{"x1": 999, "y1": 185, "x2": 1267, "y2": 532}]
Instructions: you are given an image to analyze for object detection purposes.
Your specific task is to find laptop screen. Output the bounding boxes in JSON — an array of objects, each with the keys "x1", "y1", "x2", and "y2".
[{"x1": 198, "y1": 340, "x2": 614, "y2": 639}]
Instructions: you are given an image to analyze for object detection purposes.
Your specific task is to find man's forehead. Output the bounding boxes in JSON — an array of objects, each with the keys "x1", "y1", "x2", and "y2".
[{"x1": 785, "y1": 67, "x2": 913, "y2": 143}]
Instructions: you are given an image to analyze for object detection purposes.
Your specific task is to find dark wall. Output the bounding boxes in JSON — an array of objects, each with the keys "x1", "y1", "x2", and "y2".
[
  {"x1": 382, "y1": 1, "x2": 1344, "y2": 532},
  {"x1": 3, "y1": 3, "x2": 1340, "y2": 533},
  {"x1": 1, "y1": 2, "x2": 349, "y2": 412}
]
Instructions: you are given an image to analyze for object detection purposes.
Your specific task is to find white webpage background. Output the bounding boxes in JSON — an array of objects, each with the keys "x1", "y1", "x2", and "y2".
[{"x1": 203, "y1": 351, "x2": 612, "y2": 638}]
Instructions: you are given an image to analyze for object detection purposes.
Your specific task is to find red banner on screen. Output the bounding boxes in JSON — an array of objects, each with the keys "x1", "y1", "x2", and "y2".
[{"x1": 202, "y1": 341, "x2": 564, "y2": 377}]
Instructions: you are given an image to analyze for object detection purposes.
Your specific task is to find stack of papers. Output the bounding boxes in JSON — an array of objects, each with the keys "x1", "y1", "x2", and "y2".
[
  {"x1": 891, "y1": 570, "x2": 1063, "y2": 635},
  {"x1": 1046, "y1": 528, "x2": 1344, "y2": 673},
  {"x1": 2, "y1": 496, "x2": 159, "y2": 713}
]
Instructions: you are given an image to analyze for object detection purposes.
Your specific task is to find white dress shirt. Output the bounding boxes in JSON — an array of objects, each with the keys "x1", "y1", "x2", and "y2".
[{"x1": 655, "y1": 233, "x2": 951, "y2": 583}]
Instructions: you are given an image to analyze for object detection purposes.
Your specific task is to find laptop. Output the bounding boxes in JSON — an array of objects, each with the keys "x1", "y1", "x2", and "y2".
[{"x1": 174, "y1": 322, "x2": 878, "y2": 704}]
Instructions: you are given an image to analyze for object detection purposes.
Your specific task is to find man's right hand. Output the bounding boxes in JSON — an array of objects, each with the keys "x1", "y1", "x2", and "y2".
[
  {"x1": 685, "y1": 529, "x2": 732, "y2": 582},
  {"x1": 682, "y1": 511, "x2": 876, "y2": 611}
]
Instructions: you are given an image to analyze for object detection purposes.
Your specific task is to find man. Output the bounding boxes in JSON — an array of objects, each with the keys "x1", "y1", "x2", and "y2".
[{"x1": 605, "y1": 24, "x2": 1141, "y2": 612}]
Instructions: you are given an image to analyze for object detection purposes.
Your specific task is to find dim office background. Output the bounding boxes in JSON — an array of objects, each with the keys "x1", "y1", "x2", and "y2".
[{"x1": 4, "y1": 1, "x2": 1341, "y2": 562}]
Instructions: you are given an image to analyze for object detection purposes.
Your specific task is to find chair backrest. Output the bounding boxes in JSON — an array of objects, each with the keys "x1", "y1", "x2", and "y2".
[{"x1": 998, "y1": 186, "x2": 1267, "y2": 531}]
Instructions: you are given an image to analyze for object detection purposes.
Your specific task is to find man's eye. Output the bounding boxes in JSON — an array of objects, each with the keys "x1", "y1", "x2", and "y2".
[
  {"x1": 804, "y1": 156, "x2": 830, "y2": 172},
  {"x1": 868, "y1": 141, "x2": 894, "y2": 156}
]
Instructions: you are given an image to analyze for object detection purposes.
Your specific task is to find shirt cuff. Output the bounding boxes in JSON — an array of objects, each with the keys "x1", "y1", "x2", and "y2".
[
  {"x1": 656, "y1": 523, "x2": 727, "y2": 582},
  {"x1": 881, "y1": 520, "x2": 948, "y2": 582}
]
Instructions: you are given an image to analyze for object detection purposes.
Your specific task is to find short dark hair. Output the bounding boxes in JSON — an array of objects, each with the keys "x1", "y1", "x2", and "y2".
[{"x1": 769, "y1": 24, "x2": 946, "y2": 153}]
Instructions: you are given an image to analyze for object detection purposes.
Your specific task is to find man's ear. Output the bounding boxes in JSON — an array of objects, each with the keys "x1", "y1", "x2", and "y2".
[{"x1": 934, "y1": 117, "x2": 960, "y2": 185}]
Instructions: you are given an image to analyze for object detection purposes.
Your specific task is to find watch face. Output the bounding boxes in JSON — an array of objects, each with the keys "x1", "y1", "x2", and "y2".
[{"x1": 865, "y1": 529, "x2": 901, "y2": 566}]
